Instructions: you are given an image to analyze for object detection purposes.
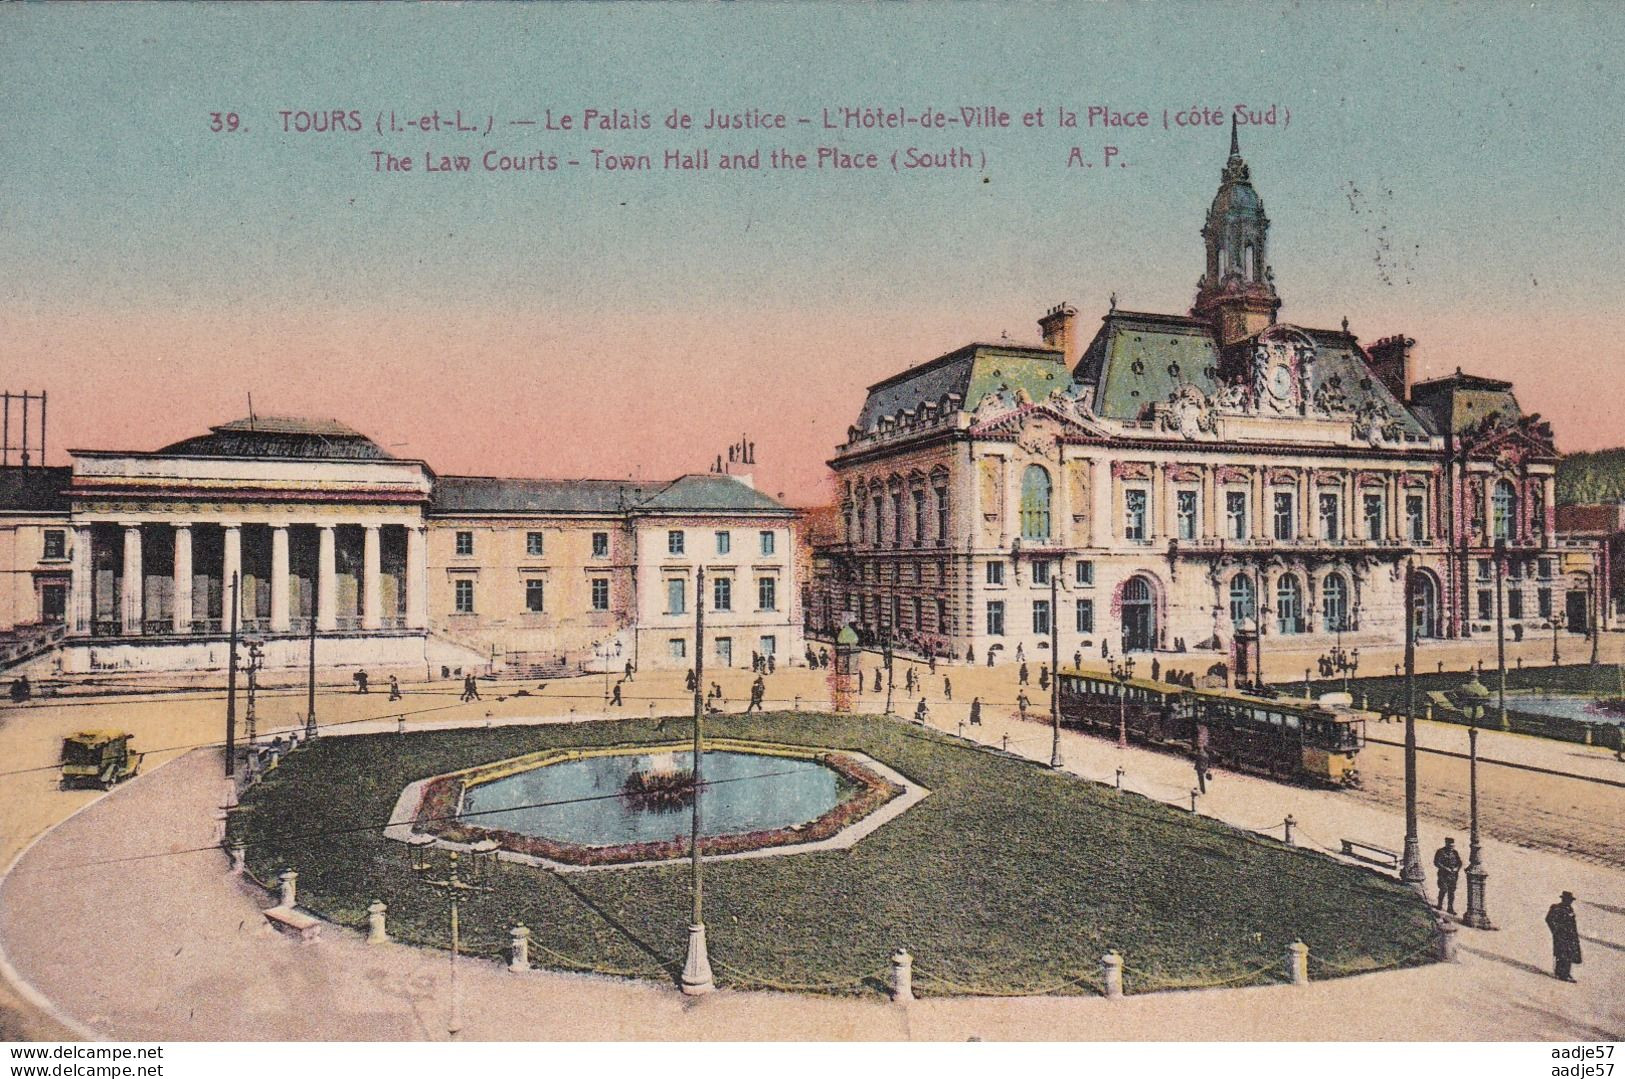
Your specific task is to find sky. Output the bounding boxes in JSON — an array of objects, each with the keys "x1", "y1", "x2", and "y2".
[{"x1": 2, "y1": 3, "x2": 1623, "y2": 505}]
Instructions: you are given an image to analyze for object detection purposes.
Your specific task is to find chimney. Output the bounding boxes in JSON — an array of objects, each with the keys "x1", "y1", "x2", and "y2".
[
  {"x1": 1038, "y1": 303, "x2": 1081, "y2": 368},
  {"x1": 1365, "y1": 335, "x2": 1416, "y2": 403}
]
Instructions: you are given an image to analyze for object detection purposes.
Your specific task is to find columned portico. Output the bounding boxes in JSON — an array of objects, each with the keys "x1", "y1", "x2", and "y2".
[
  {"x1": 119, "y1": 524, "x2": 143, "y2": 635},
  {"x1": 173, "y1": 525, "x2": 193, "y2": 633},
  {"x1": 71, "y1": 525, "x2": 92, "y2": 635},
  {"x1": 406, "y1": 526, "x2": 427, "y2": 629},
  {"x1": 317, "y1": 525, "x2": 337, "y2": 632},
  {"x1": 221, "y1": 525, "x2": 242, "y2": 625},
  {"x1": 270, "y1": 526, "x2": 291, "y2": 632},
  {"x1": 362, "y1": 525, "x2": 382, "y2": 630}
]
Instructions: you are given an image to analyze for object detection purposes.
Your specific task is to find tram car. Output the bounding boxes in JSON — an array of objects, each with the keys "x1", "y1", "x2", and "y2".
[{"x1": 1056, "y1": 672, "x2": 1364, "y2": 787}]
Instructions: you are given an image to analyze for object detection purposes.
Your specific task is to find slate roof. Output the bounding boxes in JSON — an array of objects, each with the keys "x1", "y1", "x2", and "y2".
[
  {"x1": 158, "y1": 416, "x2": 394, "y2": 460},
  {"x1": 0, "y1": 466, "x2": 72, "y2": 514},
  {"x1": 852, "y1": 343, "x2": 1071, "y2": 433},
  {"x1": 430, "y1": 473, "x2": 790, "y2": 516}
]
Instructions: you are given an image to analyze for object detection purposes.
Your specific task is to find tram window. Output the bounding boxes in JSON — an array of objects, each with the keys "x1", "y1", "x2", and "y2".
[{"x1": 1284, "y1": 714, "x2": 1300, "y2": 730}]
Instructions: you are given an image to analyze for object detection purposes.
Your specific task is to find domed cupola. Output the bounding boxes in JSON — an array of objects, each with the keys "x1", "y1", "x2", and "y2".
[{"x1": 1192, "y1": 118, "x2": 1281, "y2": 345}]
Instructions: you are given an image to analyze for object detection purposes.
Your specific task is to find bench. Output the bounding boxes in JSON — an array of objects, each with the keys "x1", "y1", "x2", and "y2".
[
  {"x1": 1340, "y1": 839, "x2": 1400, "y2": 870},
  {"x1": 264, "y1": 905, "x2": 322, "y2": 943}
]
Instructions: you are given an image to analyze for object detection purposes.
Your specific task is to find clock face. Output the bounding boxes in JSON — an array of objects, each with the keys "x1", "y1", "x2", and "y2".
[{"x1": 1269, "y1": 363, "x2": 1294, "y2": 400}]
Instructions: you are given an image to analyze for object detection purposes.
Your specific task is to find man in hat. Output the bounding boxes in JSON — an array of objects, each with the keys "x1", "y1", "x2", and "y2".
[
  {"x1": 1433, "y1": 838, "x2": 1463, "y2": 915},
  {"x1": 969, "y1": 697, "x2": 982, "y2": 726},
  {"x1": 1546, "y1": 891, "x2": 1582, "y2": 982}
]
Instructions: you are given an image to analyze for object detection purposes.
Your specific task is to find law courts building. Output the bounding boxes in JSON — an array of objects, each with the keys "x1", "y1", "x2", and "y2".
[
  {"x1": 0, "y1": 417, "x2": 799, "y2": 675},
  {"x1": 810, "y1": 129, "x2": 1599, "y2": 674}
]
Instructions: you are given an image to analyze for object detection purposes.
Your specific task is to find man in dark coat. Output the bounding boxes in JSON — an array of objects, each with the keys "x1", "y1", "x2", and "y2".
[
  {"x1": 1019, "y1": 662, "x2": 1030, "y2": 686},
  {"x1": 1192, "y1": 745, "x2": 1211, "y2": 795},
  {"x1": 1433, "y1": 838, "x2": 1463, "y2": 915},
  {"x1": 1546, "y1": 891, "x2": 1582, "y2": 982},
  {"x1": 969, "y1": 697, "x2": 982, "y2": 726},
  {"x1": 943, "y1": 675, "x2": 952, "y2": 700},
  {"x1": 873, "y1": 668, "x2": 883, "y2": 693}
]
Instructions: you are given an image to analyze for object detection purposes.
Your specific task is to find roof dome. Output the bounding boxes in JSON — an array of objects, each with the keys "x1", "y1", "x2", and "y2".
[{"x1": 158, "y1": 416, "x2": 394, "y2": 460}]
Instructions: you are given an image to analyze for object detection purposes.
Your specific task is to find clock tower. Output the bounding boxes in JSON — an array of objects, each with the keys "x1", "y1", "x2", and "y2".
[{"x1": 1192, "y1": 118, "x2": 1281, "y2": 345}]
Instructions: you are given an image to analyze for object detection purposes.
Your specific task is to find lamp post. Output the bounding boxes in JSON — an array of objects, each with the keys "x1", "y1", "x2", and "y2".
[
  {"x1": 243, "y1": 638, "x2": 265, "y2": 748},
  {"x1": 224, "y1": 572, "x2": 239, "y2": 777},
  {"x1": 412, "y1": 846, "x2": 494, "y2": 1039},
  {"x1": 1551, "y1": 611, "x2": 1566, "y2": 667},
  {"x1": 1494, "y1": 538, "x2": 1509, "y2": 731},
  {"x1": 1400, "y1": 560, "x2": 1426, "y2": 887},
  {"x1": 1049, "y1": 563, "x2": 1063, "y2": 769},
  {"x1": 1111, "y1": 655, "x2": 1136, "y2": 750},
  {"x1": 882, "y1": 625, "x2": 895, "y2": 717},
  {"x1": 1450, "y1": 673, "x2": 1495, "y2": 929},
  {"x1": 681, "y1": 566, "x2": 714, "y2": 995},
  {"x1": 304, "y1": 604, "x2": 318, "y2": 739}
]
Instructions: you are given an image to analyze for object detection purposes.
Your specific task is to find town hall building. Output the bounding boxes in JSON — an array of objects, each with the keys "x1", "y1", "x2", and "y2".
[{"x1": 810, "y1": 125, "x2": 1596, "y2": 675}]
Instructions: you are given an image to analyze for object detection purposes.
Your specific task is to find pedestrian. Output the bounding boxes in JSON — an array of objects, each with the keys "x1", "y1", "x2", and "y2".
[
  {"x1": 986, "y1": 650, "x2": 995, "y2": 668},
  {"x1": 1039, "y1": 664, "x2": 1050, "y2": 691},
  {"x1": 1101, "y1": 639, "x2": 1110, "y2": 660},
  {"x1": 944, "y1": 675, "x2": 952, "y2": 700},
  {"x1": 388, "y1": 675, "x2": 402, "y2": 701},
  {"x1": 914, "y1": 698, "x2": 929, "y2": 725},
  {"x1": 1433, "y1": 838, "x2": 1463, "y2": 915},
  {"x1": 1019, "y1": 662, "x2": 1029, "y2": 686},
  {"x1": 928, "y1": 654, "x2": 938, "y2": 676},
  {"x1": 966, "y1": 645, "x2": 975, "y2": 665},
  {"x1": 1016, "y1": 643, "x2": 1025, "y2": 663},
  {"x1": 767, "y1": 654, "x2": 776, "y2": 674},
  {"x1": 819, "y1": 647, "x2": 829, "y2": 669},
  {"x1": 1546, "y1": 891, "x2": 1582, "y2": 982},
  {"x1": 685, "y1": 668, "x2": 697, "y2": 693},
  {"x1": 1150, "y1": 657, "x2": 1161, "y2": 682},
  {"x1": 610, "y1": 681, "x2": 623, "y2": 707},
  {"x1": 624, "y1": 659, "x2": 635, "y2": 683},
  {"x1": 746, "y1": 678, "x2": 765, "y2": 713},
  {"x1": 751, "y1": 650, "x2": 761, "y2": 673},
  {"x1": 873, "y1": 668, "x2": 883, "y2": 693},
  {"x1": 1192, "y1": 745, "x2": 1211, "y2": 794},
  {"x1": 461, "y1": 674, "x2": 481, "y2": 703},
  {"x1": 1073, "y1": 650, "x2": 1082, "y2": 671},
  {"x1": 1017, "y1": 691, "x2": 1030, "y2": 720},
  {"x1": 969, "y1": 697, "x2": 982, "y2": 726},
  {"x1": 356, "y1": 670, "x2": 370, "y2": 694}
]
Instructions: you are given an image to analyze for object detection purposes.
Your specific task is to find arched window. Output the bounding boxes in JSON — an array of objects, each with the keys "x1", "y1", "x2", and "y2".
[
  {"x1": 1276, "y1": 574, "x2": 1304, "y2": 635},
  {"x1": 1492, "y1": 479, "x2": 1517, "y2": 541},
  {"x1": 1322, "y1": 573, "x2": 1348, "y2": 633},
  {"x1": 1229, "y1": 574, "x2": 1255, "y2": 625},
  {"x1": 1020, "y1": 465, "x2": 1052, "y2": 541},
  {"x1": 1244, "y1": 243, "x2": 1257, "y2": 281}
]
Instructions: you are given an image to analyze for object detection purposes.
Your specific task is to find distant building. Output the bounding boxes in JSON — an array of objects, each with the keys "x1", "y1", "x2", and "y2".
[
  {"x1": 811, "y1": 126, "x2": 1594, "y2": 672},
  {"x1": 0, "y1": 417, "x2": 798, "y2": 674},
  {"x1": 1554, "y1": 502, "x2": 1622, "y2": 622}
]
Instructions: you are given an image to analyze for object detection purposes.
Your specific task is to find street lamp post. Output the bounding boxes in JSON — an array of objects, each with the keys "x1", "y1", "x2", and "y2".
[
  {"x1": 1494, "y1": 538, "x2": 1509, "y2": 731},
  {"x1": 1111, "y1": 655, "x2": 1136, "y2": 750},
  {"x1": 1451, "y1": 674, "x2": 1495, "y2": 929},
  {"x1": 243, "y1": 639, "x2": 265, "y2": 748},
  {"x1": 1049, "y1": 564, "x2": 1063, "y2": 769},
  {"x1": 1400, "y1": 560, "x2": 1426, "y2": 888},
  {"x1": 681, "y1": 566, "x2": 714, "y2": 995},
  {"x1": 412, "y1": 846, "x2": 494, "y2": 1039},
  {"x1": 1552, "y1": 611, "x2": 1566, "y2": 667}
]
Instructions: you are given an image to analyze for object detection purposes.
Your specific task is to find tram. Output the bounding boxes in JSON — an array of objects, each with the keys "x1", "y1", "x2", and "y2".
[{"x1": 1056, "y1": 672, "x2": 1365, "y2": 787}]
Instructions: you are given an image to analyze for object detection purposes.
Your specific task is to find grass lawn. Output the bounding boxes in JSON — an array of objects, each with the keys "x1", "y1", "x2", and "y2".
[{"x1": 231, "y1": 712, "x2": 1436, "y2": 997}]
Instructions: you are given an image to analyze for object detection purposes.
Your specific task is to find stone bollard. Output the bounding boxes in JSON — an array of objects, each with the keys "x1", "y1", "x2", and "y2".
[
  {"x1": 278, "y1": 870, "x2": 298, "y2": 909},
  {"x1": 1358, "y1": 693, "x2": 1367, "y2": 711},
  {"x1": 1434, "y1": 917, "x2": 1459, "y2": 963},
  {"x1": 649, "y1": 701, "x2": 655, "y2": 717},
  {"x1": 220, "y1": 778, "x2": 239, "y2": 810},
  {"x1": 396, "y1": 715, "x2": 406, "y2": 735},
  {"x1": 1424, "y1": 701, "x2": 1434, "y2": 721},
  {"x1": 267, "y1": 748, "x2": 281, "y2": 771},
  {"x1": 1115, "y1": 766, "x2": 1125, "y2": 792},
  {"x1": 1189, "y1": 788, "x2": 1200, "y2": 813},
  {"x1": 484, "y1": 711, "x2": 493, "y2": 728},
  {"x1": 1283, "y1": 815, "x2": 1296, "y2": 847},
  {"x1": 794, "y1": 696, "x2": 801, "y2": 712},
  {"x1": 367, "y1": 901, "x2": 389, "y2": 945},
  {"x1": 889, "y1": 948, "x2": 914, "y2": 1003},
  {"x1": 1001, "y1": 733, "x2": 1009, "y2": 752},
  {"x1": 230, "y1": 843, "x2": 246, "y2": 874},
  {"x1": 509, "y1": 923, "x2": 531, "y2": 972},
  {"x1": 213, "y1": 810, "x2": 228, "y2": 845},
  {"x1": 1286, "y1": 939, "x2": 1309, "y2": 986},
  {"x1": 1101, "y1": 951, "x2": 1124, "y2": 1000}
]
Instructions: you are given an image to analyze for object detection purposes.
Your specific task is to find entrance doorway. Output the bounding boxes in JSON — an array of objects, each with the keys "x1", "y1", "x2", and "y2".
[
  {"x1": 1566, "y1": 589, "x2": 1591, "y2": 635},
  {"x1": 1122, "y1": 575, "x2": 1156, "y2": 653},
  {"x1": 39, "y1": 582, "x2": 66, "y2": 623}
]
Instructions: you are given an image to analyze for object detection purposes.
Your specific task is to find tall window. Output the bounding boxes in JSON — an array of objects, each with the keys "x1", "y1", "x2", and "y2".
[
  {"x1": 1406, "y1": 494, "x2": 1426, "y2": 542},
  {"x1": 1273, "y1": 491, "x2": 1295, "y2": 541},
  {"x1": 757, "y1": 577, "x2": 776, "y2": 611},
  {"x1": 455, "y1": 531, "x2": 474, "y2": 556},
  {"x1": 454, "y1": 579, "x2": 475, "y2": 613},
  {"x1": 872, "y1": 496, "x2": 883, "y2": 546},
  {"x1": 713, "y1": 577, "x2": 732, "y2": 611},
  {"x1": 668, "y1": 530, "x2": 685, "y2": 555},
  {"x1": 986, "y1": 601, "x2": 1005, "y2": 636},
  {"x1": 912, "y1": 596, "x2": 922, "y2": 629},
  {"x1": 1538, "y1": 557, "x2": 1553, "y2": 580},
  {"x1": 1492, "y1": 480, "x2": 1517, "y2": 541},
  {"x1": 857, "y1": 502, "x2": 868, "y2": 546},
  {"x1": 525, "y1": 579, "x2": 545, "y2": 613},
  {"x1": 1033, "y1": 560, "x2": 1051, "y2": 585},
  {"x1": 590, "y1": 578, "x2": 610, "y2": 610},
  {"x1": 714, "y1": 531, "x2": 730, "y2": 555},
  {"x1": 43, "y1": 530, "x2": 65, "y2": 559},
  {"x1": 526, "y1": 531, "x2": 544, "y2": 556},
  {"x1": 1020, "y1": 466, "x2": 1053, "y2": 541},
  {"x1": 1531, "y1": 485, "x2": 1546, "y2": 537},
  {"x1": 1032, "y1": 599, "x2": 1051, "y2": 636},
  {"x1": 1075, "y1": 560, "x2": 1094, "y2": 585},
  {"x1": 1321, "y1": 574, "x2": 1348, "y2": 632},
  {"x1": 935, "y1": 488, "x2": 949, "y2": 543},
  {"x1": 1476, "y1": 589, "x2": 1492, "y2": 620},
  {"x1": 1363, "y1": 493, "x2": 1384, "y2": 541},
  {"x1": 986, "y1": 561, "x2": 1005, "y2": 586},
  {"x1": 1276, "y1": 574, "x2": 1304, "y2": 634},
  {"x1": 1176, "y1": 490, "x2": 1198, "y2": 540},
  {"x1": 1508, "y1": 589, "x2": 1524, "y2": 619},
  {"x1": 912, "y1": 490, "x2": 926, "y2": 548},
  {"x1": 759, "y1": 530, "x2": 775, "y2": 556},
  {"x1": 592, "y1": 532, "x2": 609, "y2": 558},
  {"x1": 666, "y1": 578, "x2": 686, "y2": 615},
  {"x1": 669, "y1": 638, "x2": 687, "y2": 660},
  {"x1": 1075, "y1": 598, "x2": 1094, "y2": 633},
  {"x1": 892, "y1": 493, "x2": 904, "y2": 547},
  {"x1": 1538, "y1": 587, "x2": 1553, "y2": 618},
  {"x1": 1318, "y1": 493, "x2": 1341, "y2": 541},
  {"x1": 1124, "y1": 489, "x2": 1148, "y2": 542},
  {"x1": 1226, "y1": 490, "x2": 1249, "y2": 539},
  {"x1": 1229, "y1": 574, "x2": 1256, "y2": 624}
]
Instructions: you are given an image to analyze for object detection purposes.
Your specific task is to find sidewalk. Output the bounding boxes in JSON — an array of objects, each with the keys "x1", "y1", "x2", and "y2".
[{"x1": 0, "y1": 718, "x2": 1619, "y2": 1041}]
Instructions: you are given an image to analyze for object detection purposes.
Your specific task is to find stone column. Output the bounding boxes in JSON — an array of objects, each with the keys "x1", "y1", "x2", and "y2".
[
  {"x1": 70, "y1": 526, "x2": 93, "y2": 635},
  {"x1": 221, "y1": 525, "x2": 242, "y2": 626},
  {"x1": 120, "y1": 524, "x2": 144, "y2": 635},
  {"x1": 362, "y1": 525, "x2": 382, "y2": 630},
  {"x1": 270, "y1": 526, "x2": 291, "y2": 632},
  {"x1": 172, "y1": 525, "x2": 193, "y2": 633},
  {"x1": 999, "y1": 455, "x2": 1015, "y2": 547},
  {"x1": 1091, "y1": 459, "x2": 1110, "y2": 546},
  {"x1": 1543, "y1": 475, "x2": 1557, "y2": 546},
  {"x1": 405, "y1": 526, "x2": 428, "y2": 629},
  {"x1": 317, "y1": 525, "x2": 337, "y2": 631}
]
